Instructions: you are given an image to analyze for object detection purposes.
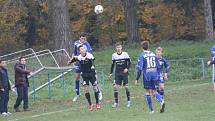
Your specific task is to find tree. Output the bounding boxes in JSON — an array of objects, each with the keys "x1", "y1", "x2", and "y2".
[
  {"x1": 47, "y1": 0, "x2": 72, "y2": 52},
  {"x1": 121, "y1": 0, "x2": 140, "y2": 46},
  {"x1": 204, "y1": 0, "x2": 214, "y2": 41}
]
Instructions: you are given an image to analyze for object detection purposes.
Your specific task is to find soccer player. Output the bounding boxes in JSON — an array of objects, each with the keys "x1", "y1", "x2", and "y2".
[
  {"x1": 69, "y1": 46, "x2": 101, "y2": 111},
  {"x1": 207, "y1": 44, "x2": 215, "y2": 91},
  {"x1": 109, "y1": 42, "x2": 131, "y2": 108},
  {"x1": 135, "y1": 41, "x2": 165, "y2": 113},
  {"x1": 155, "y1": 47, "x2": 170, "y2": 99},
  {"x1": 71, "y1": 32, "x2": 102, "y2": 102}
]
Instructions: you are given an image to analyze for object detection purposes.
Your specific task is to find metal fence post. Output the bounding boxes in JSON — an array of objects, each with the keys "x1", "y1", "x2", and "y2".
[
  {"x1": 48, "y1": 73, "x2": 51, "y2": 99},
  {"x1": 62, "y1": 71, "x2": 66, "y2": 97},
  {"x1": 101, "y1": 65, "x2": 105, "y2": 87},
  {"x1": 32, "y1": 76, "x2": 36, "y2": 101},
  {"x1": 201, "y1": 59, "x2": 205, "y2": 80}
]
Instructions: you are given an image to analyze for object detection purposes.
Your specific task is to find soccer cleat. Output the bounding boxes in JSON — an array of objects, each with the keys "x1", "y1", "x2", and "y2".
[
  {"x1": 73, "y1": 95, "x2": 80, "y2": 102},
  {"x1": 88, "y1": 104, "x2": 93, "y2": 111},
  {"x1": 1, "y1": 112, "x2": 8, "y2": 116},
  {"x1": 127, "y1": 101, "x2": 131, "y2": 108},
  {"x1": 96, "y1": 103, "x2": 101, "y2": 109},
  {"x1": 160, "y1": 101, "x2": 165, "y2": 113},
  {"x1": 149, "y1": 110, "x2": 154, "y2": 114},
  {"x1": 99, "y1": 92, "x2": 103, "y2": 101},
  {"x1": 112, "y1": 103, "x2": 118, "y2": 108}
]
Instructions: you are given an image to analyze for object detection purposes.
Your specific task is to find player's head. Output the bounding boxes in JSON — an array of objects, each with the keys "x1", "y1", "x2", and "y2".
[
  {"x1": 0, "y1": 59, "x2": 6, "y2": 67},
  {"x1": 78, "y1": 45, "x2": 86, "y2": 55},
  {"x1": 115, "y1": 42, "x2": 123, "y2": 54},
  {"x1": 156, "y1": 47, "x2": 163, "y2": 58},
  {"x1": 141, "y1": 41, "x2": 149, "y2": 50},
  {"x1": 79, "y1": 32, "x2": 87, "y2": 42},
  {"x1": 19, "y1": 56, "x2": 26, "y2": 65}
]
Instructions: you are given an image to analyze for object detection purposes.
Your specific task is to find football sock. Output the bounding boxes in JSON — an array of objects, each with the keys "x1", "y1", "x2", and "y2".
[
  {"x1": 94, "y1": 91, "x2": 99, "y2": 104},
  {"x1": 154, "y1": 93, "x2": 163, "y2": 104},
  {"x1": 145, "y1": 95, "x2": 153, "y2": 112},
  {"x1": 126, "y1": 90, "x2": 130, "y2": 101},
  {"x1": 85, "y1": 93, "x2": 91, "y2": 105},
  {"x1": 114, "y1": 90, "x2": 118, "y2": 103},
  {"x1": 75, "y1": 80, "x2": 80, "y2": 95}
]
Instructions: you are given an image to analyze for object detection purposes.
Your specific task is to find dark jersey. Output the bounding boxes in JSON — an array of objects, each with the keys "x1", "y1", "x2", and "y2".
[
  {"x1": 110, "y1": 52, "x2": 131, "y2": 75},
  {"x1": 77, "y1": 52, "x2": 95, "y2": 74}
]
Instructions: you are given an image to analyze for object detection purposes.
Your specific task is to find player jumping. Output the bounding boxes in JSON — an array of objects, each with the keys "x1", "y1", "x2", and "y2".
[
  {"x1": 71, "y1": 32, "x2": 102, "y2": 102},
  {"x1": 68, "y1": 45, "x2": 101, "y2": 111}
]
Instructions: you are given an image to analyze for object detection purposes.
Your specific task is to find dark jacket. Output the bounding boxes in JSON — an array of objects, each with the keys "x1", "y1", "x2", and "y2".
[
  {"x1": 0, "y1": 67, "x2": 11, "y2": 90},
  {"x1": 14, "y1": 62, "x2": 30, "y2": 87}
]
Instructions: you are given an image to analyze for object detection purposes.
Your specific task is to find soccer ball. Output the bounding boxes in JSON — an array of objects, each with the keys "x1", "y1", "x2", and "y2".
[{"x1": 94, "y1": 5, "x2": 103, "y2": 14}]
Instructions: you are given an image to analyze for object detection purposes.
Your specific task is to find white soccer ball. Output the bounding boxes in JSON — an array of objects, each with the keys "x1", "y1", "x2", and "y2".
[{"x1": 94, "y1": 5, "x2": 103, "y2": 14}]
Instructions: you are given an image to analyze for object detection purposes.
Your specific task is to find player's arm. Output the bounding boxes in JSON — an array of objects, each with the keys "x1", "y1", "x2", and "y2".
[
  {"x1": 124, "y1": 53, "x2": 131, "y2": 73},
  {"x1": 163, "y1": 58, "x2": 170, "y2": 80},
  {"x1": 90, "y1": 58, "x2": 96, "y2": 70},
  {"x1": 86, "y1": 42, "x2": 93, "y2": 53},
  {"x1": 109, "y1": 60, "x2": 116, "y2": 80},
  {"x1": 68, "y1": 56, "x2": 79, "y2": 65},
  {"x1": 0, "y1": 72, "x2": 4, "y2": 91},
  {"x1": 135, "y1": 54, "x2": 144, "y2": 84},
  {"x1": 208, "y1": 59, "x2": 215, "y2": 65}
]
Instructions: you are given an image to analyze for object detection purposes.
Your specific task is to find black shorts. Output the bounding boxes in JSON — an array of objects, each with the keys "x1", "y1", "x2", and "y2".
[
  {"x1": 114, "y1": 74, "x2": 128, "y2": 86},
  {"x1": 81, "y1": 72, "x2": 97, "y2": 86}
]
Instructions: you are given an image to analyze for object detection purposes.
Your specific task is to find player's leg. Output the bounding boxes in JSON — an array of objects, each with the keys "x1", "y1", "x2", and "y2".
[
  {"x1": 143, "y1": 73, "x2": 154, "y2": 113},
  {"x1": 90, "y1": 75, "x2": 101, "y2": 109},
  {"x1": 152, "y1": 78, "x2": 165, "y2": 113},
  {"x1": 83, "y1": 78, "x2": 93, "y2": 111},
  {"x1": 112, "y1": 75, "x2": 121, "y2": 108},
  {"x1": 123, "y1": 76, "x2": 130, "y2": 107},
  {"x1": 95, "y1": 74, "x2": 102, "y2": 100},
  {"x1": 144, "y1": 89, "x2": 154, "y2": 113},
  {"x1": 73, "y1": 71, "x2": 81, "y2": 102},
  {"x1": 159, "y1": 82, "x2": 165, "y2": 99}
]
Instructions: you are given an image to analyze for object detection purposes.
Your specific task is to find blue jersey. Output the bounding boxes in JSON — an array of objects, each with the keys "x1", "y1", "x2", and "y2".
[
  {"x1": 73, "y1": 40, "x2": 92, "y2": 56},
  {"x1": 157, "y1": 57, "x2": 170, "y2": 83},
  {"x1": 136, "y1": 50, "x2": 160, "y2": 89},
  {"x1": 157, "y1": 57, "x2": 170, "y2": 74},
  {"x1": 137, "y1": 51, "x2": 160, "y2": 72},
  {"x1": 211, "y1": 45, "x2": 215, "y2": 57}
]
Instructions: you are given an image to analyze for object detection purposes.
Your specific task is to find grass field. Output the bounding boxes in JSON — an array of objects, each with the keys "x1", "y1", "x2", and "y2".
[{"x1": 1, "y1": 79, "x2": 215, "y2": 121}]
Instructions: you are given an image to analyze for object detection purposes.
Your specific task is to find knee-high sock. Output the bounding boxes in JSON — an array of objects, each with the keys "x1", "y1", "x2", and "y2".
[
  {"x1": 159, "y1": 89, "x2": 164, "y2": 99},
  {"x1": 75, "y1": 80, "x2": 80, "y2": 95},
  {"x1": 145, "y1": 95, "x2": 153, "y2": 112},
  {"x1": 94, "y1": 91, "x2": 99, "y2": 104},
  {"x1": 85, "y1": 93, "x2": 91, "y2": 105},
  {"x1": 114, "y1": 90, "x2": 118, "y2": 103},
  {"x1": 126, "y1": 90, "x2": 130, "y2": 101},
  {"x1": 154, "y1": 93, "x2": 163, "y2": 104}
]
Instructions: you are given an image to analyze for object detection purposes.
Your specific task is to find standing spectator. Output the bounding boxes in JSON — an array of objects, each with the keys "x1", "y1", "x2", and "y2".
[
  {"x1": 0, "y1": 60, "x2": 11, "y2": 116},
  {"x1": 14, "y1": 57, "x2": 31, "y2": 112}
]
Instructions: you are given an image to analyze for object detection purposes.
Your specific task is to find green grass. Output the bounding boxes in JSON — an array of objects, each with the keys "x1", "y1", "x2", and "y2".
[
  {"x1": 1, "y1": 79, "x2": 215, "y2": 121},
  {"x1": 94, "y1": 40, "x2": 214, "y2": 65}
]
